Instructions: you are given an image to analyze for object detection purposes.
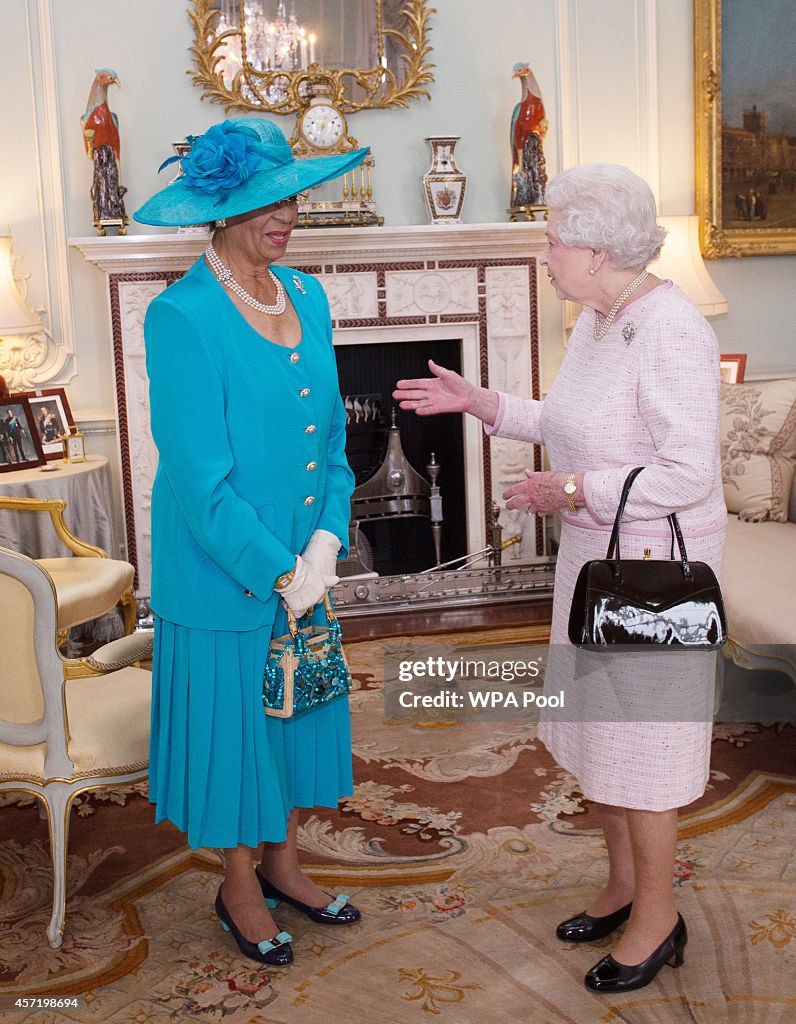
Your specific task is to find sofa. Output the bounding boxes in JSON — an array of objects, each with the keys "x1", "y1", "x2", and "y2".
[{"x1": 719, "y1": 377, "x2": 796, "y2": 684}]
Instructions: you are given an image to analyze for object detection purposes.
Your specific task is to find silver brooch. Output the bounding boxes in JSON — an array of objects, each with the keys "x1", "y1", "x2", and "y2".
[
  {"x1": 292, "y1": 274, "x2": 306, "y2": 294},
  {"x1": 622, "y1": 322, "x2": 636, "y2": 345}
]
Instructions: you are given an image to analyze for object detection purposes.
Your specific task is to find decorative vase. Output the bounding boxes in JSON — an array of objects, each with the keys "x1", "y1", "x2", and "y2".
[{"x1": 422, "y1": 136, "x2": 467, "y2": 224}]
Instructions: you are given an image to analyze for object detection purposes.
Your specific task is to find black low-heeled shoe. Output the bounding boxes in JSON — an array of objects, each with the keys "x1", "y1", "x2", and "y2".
[
  {"x1": 215, "y1": 887, "x2": 294, "y2": 965},
  {"x1": 584, "y1": 913, "x2": 687, "y2": 993},
  {"x1": 256, "y1": 870, "x2": 361, "y2": 925},
  {"x1": 556, "y1": 901, "x2": 633, "y2": 942}
]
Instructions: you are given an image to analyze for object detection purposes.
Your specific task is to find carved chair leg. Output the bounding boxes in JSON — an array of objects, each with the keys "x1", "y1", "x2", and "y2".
[
  {"x1": 119, "y1": 588, "x2": 137, "y2": 636},
  {"x1": 44, "y1": 784, "x2": 74, "y2": 948}
]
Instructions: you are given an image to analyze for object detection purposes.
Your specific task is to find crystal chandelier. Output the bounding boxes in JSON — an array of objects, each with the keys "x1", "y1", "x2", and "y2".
[{"x1": 216, "y1": 1, "x2": 317, "y2": 77}]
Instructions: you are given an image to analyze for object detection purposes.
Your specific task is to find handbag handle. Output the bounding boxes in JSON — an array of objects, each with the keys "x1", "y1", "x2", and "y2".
[
  {"x1": 605, "y1": 467, "x2": 693, "y2": 581},
  {"x1": 286, "y1": 591, "x2": 338, "y2": 636}
]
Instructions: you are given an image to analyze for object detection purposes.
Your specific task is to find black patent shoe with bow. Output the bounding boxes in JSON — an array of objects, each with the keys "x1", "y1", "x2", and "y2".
[
  {"x1": 215, "y1": 887, "x2": 294, "y2": 965},
  {"x1": 556, "y1": 901, "x2": 633, "y2": 942},
  {"x1": 584, "y1": 913, "x2": 687, "y2": 993},
  {"x1": 257, "y1": 870, "x2": 361, "y2": 925}
]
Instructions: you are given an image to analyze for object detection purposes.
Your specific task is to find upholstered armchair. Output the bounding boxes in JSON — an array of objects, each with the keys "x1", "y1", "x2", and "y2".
[
  {"x1": 0, "y1": 545, "x2": 152, "y2": 947},
  {"x1": 0, "y1": 495, "x2": 136, "y2": 640}
]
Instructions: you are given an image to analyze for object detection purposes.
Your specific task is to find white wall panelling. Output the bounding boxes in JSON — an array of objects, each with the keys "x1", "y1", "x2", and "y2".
[
  {"x1": 1, "y1": 1, "x2": 78, "y2": 387},
  {"x1": 555, "y1": 0, "x2": 660, "y2": 195}
]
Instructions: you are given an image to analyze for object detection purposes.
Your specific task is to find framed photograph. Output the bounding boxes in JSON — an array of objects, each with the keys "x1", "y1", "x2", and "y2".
[
  {"x1": 0, "y1": 398, "x2": 46, "y2": 472},
  {"x1": 695, "y1": 0, "x2": 796, "y2": 257},
  {"x1": 15, "y1": 388, "x2": 75, "y2": 461},
  {"x1": 720, "y1": 353, "x2": 747, "y2": 383}
]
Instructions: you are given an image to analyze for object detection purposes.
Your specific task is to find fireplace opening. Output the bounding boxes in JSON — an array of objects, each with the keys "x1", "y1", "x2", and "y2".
[{"x1": 335, "y1": 339, "x2": 467, "y2": 576}]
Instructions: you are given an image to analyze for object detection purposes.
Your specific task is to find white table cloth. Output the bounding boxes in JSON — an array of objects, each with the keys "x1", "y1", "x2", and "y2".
[{"x1": 0, "y1": 455, "x2": 117, "y2": 558}]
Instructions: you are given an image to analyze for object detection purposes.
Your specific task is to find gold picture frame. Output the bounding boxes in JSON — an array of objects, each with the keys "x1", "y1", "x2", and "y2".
[{"x1": 694, "y1": 0, "x2": 796, "y2": 258}]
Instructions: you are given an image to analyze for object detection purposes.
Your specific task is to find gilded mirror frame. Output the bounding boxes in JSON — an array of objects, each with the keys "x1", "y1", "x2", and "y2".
[
  {"x1": 189, "y1": 0, "x2": 435, "y2": 115},
  {"x1": 694, "y1": 0, "x2": 796, "y2": 258}
]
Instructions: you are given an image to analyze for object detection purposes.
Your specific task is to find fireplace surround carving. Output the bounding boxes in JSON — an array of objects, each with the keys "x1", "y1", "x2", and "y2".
[{"x1": 71, "y1": 223, "x2": 548, "y2": 613}]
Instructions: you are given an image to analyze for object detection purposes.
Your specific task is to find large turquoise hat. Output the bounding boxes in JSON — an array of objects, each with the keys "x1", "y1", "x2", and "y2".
[{"x1": 133, "y1": 118, "x2": 369, "y2": 226}]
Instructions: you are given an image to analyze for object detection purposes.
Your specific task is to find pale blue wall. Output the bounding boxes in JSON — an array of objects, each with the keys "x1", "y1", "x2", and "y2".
[{"x1": 51, "y1": 0, "x2": 560, "y2": 231}]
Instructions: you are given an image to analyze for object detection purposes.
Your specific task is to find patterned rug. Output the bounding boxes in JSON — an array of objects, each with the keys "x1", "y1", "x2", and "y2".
[{"x1": 1, "y1": 626, "x2": 795, "y2": 1024}]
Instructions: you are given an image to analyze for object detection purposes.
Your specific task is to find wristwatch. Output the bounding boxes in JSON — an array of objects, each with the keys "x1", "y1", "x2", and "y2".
[
  {"x1": 563, "y1": 473, "x2": 579, "y2": 514},
  {"x1": 274, "y1": 562, "x2": 297, "y2": 591}
]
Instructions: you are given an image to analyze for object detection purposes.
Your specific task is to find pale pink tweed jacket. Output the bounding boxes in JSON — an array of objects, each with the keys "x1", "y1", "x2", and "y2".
[{"x1": 487, "y1": 282, "x2": 727, "y2": 810}]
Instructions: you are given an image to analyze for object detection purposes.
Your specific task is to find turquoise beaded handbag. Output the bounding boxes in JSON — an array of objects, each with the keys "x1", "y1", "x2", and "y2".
[{"x1": 263, "y1": 593, "x2": 352, "y2": 718}]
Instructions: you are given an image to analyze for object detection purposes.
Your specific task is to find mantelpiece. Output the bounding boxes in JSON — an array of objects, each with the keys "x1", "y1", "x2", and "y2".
[{"x1": 71, "y1": 222, "x2": 548, "y2": 613}]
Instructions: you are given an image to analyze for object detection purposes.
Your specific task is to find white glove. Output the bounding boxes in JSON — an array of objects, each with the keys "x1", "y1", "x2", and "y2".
[
  {"x1": 278, "y1": 555, "x2": 338, "y2": 616},
  {"x1": 301, "y1": 528, "x2": 342, "y2": 581}
]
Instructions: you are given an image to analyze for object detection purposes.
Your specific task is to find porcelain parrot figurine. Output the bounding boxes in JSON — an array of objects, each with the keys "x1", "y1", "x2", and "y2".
[
  {"x1": 510, "y1": 62, "x2": 548, "y2": 209},
  {"x1": 81, "y1": 67, "x2": 128, "y2": 233}
]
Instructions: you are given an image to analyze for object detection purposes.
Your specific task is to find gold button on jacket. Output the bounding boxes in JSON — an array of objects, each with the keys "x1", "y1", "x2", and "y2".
[{"x1": 144, "y1": 261, "x2": 354, "y2": 630}]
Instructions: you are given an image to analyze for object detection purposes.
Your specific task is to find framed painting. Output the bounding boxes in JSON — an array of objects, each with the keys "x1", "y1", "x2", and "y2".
[
  {"x1": 0, "y1": 398, "x2": 46, "y2": 472},
  {"x1": 719, "y1": 353, "x2": 746, "y2": 383},
  {"x1": 15, "y1": 387, "x2": 75, "y2": 461},
  {"x1": 695, "y1": 0, "x2": 796, "y2": 257}
]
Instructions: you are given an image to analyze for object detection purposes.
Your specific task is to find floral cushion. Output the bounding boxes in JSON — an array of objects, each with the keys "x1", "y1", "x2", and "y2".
[{"x1": 720, "y1": 379, "x2": 796, "y2": 522}]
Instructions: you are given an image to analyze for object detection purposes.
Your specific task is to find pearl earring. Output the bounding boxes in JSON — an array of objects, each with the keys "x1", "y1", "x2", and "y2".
[
  {"x1": 589, "y1": 268, "x2": 596, "y2": 275},
  {"x1": 215, "y1": 218, "x2": 226, "y2": 229}
]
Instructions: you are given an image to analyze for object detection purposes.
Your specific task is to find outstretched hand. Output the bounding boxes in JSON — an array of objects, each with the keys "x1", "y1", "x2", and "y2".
[{"x1": 393, "y1": 360, "x2": 474, "y2": 416}]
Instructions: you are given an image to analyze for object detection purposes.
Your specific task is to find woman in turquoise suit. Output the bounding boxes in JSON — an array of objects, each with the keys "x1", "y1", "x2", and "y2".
[{"x1": 133, "y1": 119, "x2": 369, "y2": 966}]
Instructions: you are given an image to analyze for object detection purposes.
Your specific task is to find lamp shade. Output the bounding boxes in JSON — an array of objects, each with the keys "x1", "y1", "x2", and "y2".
[
  {"x1": 650, "y1": 216, "x2": 727, "y2": 316},
  {"x1": 0, "y1": 235, "x2": 45, "y2": 335}
]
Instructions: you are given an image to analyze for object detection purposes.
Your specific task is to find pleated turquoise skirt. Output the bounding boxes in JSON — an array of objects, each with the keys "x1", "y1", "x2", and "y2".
[{"x1": 148, "y1": 611, "x2": 353, "y2": 850}]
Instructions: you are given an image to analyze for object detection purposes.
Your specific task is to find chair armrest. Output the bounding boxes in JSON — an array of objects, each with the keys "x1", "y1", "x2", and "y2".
[
  {"x1": 0, "y1": 496, "x2": 108, "y2": 558},
  {"x1": 63, "y1": 631, "x2": 153, "y2": 679}
]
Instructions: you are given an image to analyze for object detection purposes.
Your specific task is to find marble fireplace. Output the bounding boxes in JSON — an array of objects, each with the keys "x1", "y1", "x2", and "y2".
[{"x1": 72, "y1": 222, "x2": 549, "y2": 613}]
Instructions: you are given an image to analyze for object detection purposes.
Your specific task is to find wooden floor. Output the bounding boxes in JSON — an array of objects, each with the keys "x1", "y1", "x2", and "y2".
[{"x1": 339, "y1": 595, "x2": 553, "y2": 641}]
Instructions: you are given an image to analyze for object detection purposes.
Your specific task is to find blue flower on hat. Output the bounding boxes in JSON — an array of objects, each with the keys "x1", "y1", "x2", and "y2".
[
  {"x1": 136, "y1": 117, "x2": 369, "y2": 227},
  {"x1": 176, "y1": 122, "x2": 268, "y2": 195}
]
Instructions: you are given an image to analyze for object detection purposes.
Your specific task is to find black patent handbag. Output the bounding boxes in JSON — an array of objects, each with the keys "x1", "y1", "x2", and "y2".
[{"x1": 568, "y1": 467, "x2": 727, "y2": 650}]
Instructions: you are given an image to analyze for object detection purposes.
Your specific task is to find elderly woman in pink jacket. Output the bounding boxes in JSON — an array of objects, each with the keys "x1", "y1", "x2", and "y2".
[{"x1": 394, "y1": 163, "x2": 726, "y2": 994}]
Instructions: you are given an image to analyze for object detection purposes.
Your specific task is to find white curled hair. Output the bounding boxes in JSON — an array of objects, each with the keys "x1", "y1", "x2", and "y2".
[{"x1": 545, "y1": 163, "x2": 666, "y2": 270}]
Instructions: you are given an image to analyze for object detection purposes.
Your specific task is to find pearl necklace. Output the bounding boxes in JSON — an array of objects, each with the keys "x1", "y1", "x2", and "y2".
[
  {"x1": 204, "y1": 243, "x2": 286, "y2": 316},
  {"x1": 593, "y1": 270, "x2": 649, "y2": 340}
]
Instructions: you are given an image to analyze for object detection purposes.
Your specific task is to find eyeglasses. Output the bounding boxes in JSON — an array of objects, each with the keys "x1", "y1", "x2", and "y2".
[{"x1": 269, "y1": 192, "x2": 308, "y2": 210}]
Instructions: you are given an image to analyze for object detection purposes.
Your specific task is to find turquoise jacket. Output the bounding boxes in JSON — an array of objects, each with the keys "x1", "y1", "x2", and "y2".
[{"x1": 144, "y1": 258, "x2": 354, "y2": 630}]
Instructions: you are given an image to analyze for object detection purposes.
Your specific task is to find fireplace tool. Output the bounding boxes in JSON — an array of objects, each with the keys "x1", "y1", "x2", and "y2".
[{"x1": 415, "y1": 503, "x2": 521, "y2": 592}]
